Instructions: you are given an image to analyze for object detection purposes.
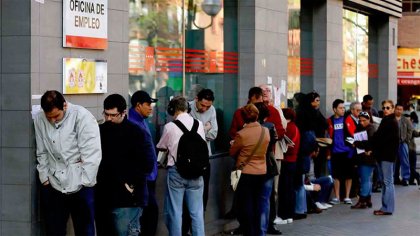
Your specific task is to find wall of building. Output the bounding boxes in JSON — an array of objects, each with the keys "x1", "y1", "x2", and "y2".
[
  {"x1": 0, "y1": 0, "x2": 129, "y2": 235},
  {"x1": 398, "y1": 14, "x2": 420, "y2": 47}
]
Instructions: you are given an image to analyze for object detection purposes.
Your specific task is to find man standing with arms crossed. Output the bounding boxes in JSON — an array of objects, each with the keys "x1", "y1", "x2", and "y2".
[
  {"x1": 129, "y1": 90, "x2": 159, "y2": 236},
  {"x1": 34, "y1": 90, "x2": 101, "y2": 236}
]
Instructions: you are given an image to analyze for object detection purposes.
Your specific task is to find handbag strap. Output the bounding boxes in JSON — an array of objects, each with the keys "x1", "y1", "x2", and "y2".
[{"x1": 239, "y1": 126, "x2": 265, "y2": 170}]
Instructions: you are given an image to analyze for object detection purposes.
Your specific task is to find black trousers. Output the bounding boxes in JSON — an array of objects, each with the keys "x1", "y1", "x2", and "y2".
[
  {"x1": 140, "y1": 180, "x2": 159, "y2": 236},
  {"x1": 41, "y1": 185, "x2": 95, "y2": 236}
]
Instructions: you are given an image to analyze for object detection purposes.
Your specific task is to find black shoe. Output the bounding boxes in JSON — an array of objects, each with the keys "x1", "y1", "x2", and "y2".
[
  {"x1": 308, "y1": 207, "x2": 322, "y2": 214},
  {"x1": 223, "y1": 227, "x2": 242, "y2": 235},
  {"x1": 293, "y1": 213, "x2": 307, "y2": 220},
  {"x1": 402, "y1": 180, "x2": 409, "y2": 186},
  {"x1": 267, "y1": 227, "x2": 282, "y2": 235},
  {"x1": 409, "y1": 181, "x2": 417, "y2": 185},
  {"x1": 394, "y1": 178, "x2": 401, "y2": 185}
]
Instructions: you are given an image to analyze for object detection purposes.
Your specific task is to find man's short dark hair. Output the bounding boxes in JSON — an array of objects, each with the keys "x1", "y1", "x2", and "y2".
[
  {"x1": 41, "y1": 90, "x2": 66, "y2": 112},
  {"x1": 248, "y1": 87, "x2": 263, "y2": 100},
  {"x1": 395, "y1": 103, "x2": 404, "y2": 108},
  {"x1": 104, "y1": 94, "x2": 127, "y2": 113},
  {"x1": 363, "y1": 94, "x2": 373, "y2": 103},
  {"x1": 332, "y1": 99, "x2": 344, "y2": 109},
  {"x1": 197, "y1": 89, "x2": 215, "y2": 102}
]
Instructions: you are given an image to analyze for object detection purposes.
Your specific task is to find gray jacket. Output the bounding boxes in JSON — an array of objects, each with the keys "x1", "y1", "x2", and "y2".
[
  {"x1": 398, "y1": 116, "x2": 413, "y2": 144},
  {"x1": 34, "y1": 103, "x2": 102, "y2": 193}
]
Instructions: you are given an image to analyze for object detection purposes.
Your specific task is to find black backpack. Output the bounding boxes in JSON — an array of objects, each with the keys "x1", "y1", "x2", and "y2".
[{"x1": 173, "y1": 119, "x2": 209, "y2": 179}]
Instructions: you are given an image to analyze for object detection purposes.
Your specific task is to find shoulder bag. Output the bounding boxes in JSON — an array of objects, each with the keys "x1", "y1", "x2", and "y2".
[{"x1": 231, "y1": 126, "x2": 265, "y2": 191}]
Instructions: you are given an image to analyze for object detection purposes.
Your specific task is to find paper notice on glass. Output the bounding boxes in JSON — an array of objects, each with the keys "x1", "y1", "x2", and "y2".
[{"x1": 354, "y1": 130, "x2": 368, "y2": 154}]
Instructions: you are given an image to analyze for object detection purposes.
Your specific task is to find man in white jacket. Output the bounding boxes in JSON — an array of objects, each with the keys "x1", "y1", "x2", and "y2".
[{"x1": 34, "y1": 90, "x2": 101, "y2": 236}]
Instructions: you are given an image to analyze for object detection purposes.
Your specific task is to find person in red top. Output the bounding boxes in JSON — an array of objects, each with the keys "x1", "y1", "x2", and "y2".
[
  {"x1": 229, "y1": 87, "x2": 285, "y2": 139},
  {"x1": 345, "y1": 102, "x2": 362, "y2": 137},
  {"x1": 276, "y1": 108, "x2": 300, "y2": 225}
]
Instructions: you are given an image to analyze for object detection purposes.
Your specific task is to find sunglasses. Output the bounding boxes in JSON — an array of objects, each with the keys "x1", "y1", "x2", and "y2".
[{"x1": 382, "y1": 106, "x2": 392, "y2": 110}]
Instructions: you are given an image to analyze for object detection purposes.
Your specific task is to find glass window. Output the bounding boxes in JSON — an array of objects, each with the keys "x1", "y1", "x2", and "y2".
[
  {"x1": 342, "y1": 10, "x2": 369, "y2": 103},
  {"x1": 128, "y1": 0, "x2": 238, "y2": 154},
  {"x1": 402, "y1": 1, "x2": 420, "y2": 12},
  {"x1": 287, "y1": 0, "x2": 301, "y2": 102}
]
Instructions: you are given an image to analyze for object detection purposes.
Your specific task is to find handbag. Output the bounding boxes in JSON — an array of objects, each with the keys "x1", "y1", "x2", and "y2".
[
  {"x1": 157, "y1": 150, "x2": 169, "y2": 168},
  {"x1": 230, "y1": 126, "x2": 265, "y2": 191},
  {"x1": 266, "y1": 152, "x2": 279, "y2": 177}
]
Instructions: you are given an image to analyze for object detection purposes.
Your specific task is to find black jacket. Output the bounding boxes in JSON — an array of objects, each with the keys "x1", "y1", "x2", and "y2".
[
  {"x1": 354, "y1": 123, "x2": 377, "y2": 166},
  {"x1": 373, "y1": 114, "x2": 399, "y2": 163},
  {"x1": 97, "y1": 119, "x2": 154, "y2": 208}
]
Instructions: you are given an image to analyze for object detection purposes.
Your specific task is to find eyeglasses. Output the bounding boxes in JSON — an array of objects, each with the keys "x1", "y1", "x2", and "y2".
[
  {"x1": 103, "y1": 111, "x2": 121, "y2": 118},
  {"x1": 382, "y1": 106, "x2": 392, "y2": 110}
]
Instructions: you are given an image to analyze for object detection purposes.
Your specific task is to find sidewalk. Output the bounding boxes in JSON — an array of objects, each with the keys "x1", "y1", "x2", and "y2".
[{"x1": 211, "y1": 184, "x2": 420, "y2": 236}]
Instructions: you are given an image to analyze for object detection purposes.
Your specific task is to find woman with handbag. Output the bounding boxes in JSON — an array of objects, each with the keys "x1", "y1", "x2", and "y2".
[{"x1": 229, "y1": 104, "x2": 270, "y2": 236}]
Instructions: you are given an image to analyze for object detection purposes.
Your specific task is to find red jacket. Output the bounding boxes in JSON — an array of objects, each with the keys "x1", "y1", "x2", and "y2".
[
  {"x1": 283, "y1": 121, "x2": 300, "y2": 162},
  {"x1": 344, "y1": 115, "x2": 358, "y2": 137},
  {"x1": 229, "y1": 105, "x2": 285, "y2": 139}
]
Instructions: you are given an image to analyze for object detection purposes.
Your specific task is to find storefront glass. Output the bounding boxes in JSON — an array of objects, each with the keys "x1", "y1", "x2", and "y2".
[
  {"x1": 342, "y1": 10, "x2": 369, "y2": 103},
  {"x1": 287, "y1": 0, "x2": 301, "y2": 100},
  {"x1": 128, "y1": 0, "x2": 237, "y2": 153}
]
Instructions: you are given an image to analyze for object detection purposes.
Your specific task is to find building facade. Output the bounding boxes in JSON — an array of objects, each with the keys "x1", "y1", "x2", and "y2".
[{"x1": 0, "y1": 0, "x2": 401, "y2": 235}]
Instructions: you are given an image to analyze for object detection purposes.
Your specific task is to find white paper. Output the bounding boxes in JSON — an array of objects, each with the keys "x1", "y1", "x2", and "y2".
[
  {"x1": 274, "y1": 86, "x2": 281, "y2": 108},
  {"x1": 35, "y1": 0, "x2": 44, "y2": 3},
  {"x1": 372, "y1": 116, "x2": 382, "y2": 124},
  {"x1": 354, "y1": 130, "x2": 368, "y2": 154},
  {"x1": 31, "y1": 105, "x2": 42, "y2": 119}
]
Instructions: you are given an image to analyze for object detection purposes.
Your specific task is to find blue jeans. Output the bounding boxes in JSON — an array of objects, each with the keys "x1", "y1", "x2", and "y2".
[
  {"x1": 310, "y1": 176, "x2": 333, "y2": 203},
  {"x1": 41, "y1": 186, "x2": 95, "y2": 236},
  {"x1": 295, "y1": 175, "x2": 307, "y2": 214},
  {"x1": 358, "y1": 165, "x2": 374, "y2": 197},
  {"x1": 259, "y1": 176, "x2": 274, "y2": 236},
  {"x1": 164, "y1": 167, "x2": 204, "y2": 236},
  {"x1": 397, "y1": 142, "x2": 410, "y2": 181},
  {"x1": 379, "y1": 161, "x2": 395, "y2": 213},
  {"x1": 111, "y1": 207, "x2": 143, "y2": 236}
]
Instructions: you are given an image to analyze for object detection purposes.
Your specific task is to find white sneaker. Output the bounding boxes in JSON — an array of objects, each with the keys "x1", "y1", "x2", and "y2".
[
  {"x1": 315, "y1": 202, "x2": 328, "y2": 210},
  {"x1": 344, "y1": 198, "x2": 352, "y2": 204},
  {"x1": 329, "y1": 198, "x2": 340, "y2": 205},
  {"x1": 286, "y1": 218, "x2": 293, "y2": 223},
  {"x1": 273, "y1": 216, "x2": 283, "y2": 225},
  {"x1": 321, "y1": 203, "x2": 333, "y2": 208},
  {"x1": 276, "y1": 219, "x2": 289, "y2": 225}
]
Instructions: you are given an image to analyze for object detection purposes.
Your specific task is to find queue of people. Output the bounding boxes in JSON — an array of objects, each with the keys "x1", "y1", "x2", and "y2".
[{"x1": 33, "y1": 88, "x2": 418, "y2": 236}]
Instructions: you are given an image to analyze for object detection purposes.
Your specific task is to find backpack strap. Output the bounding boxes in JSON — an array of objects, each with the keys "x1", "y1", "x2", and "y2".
[{"x1": 173, "y1": 119, "x2": 199, "y2": 134}]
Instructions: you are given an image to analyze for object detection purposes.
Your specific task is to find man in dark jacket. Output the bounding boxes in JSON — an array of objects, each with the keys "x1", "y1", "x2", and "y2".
[{"x1": 96, "y1": 94, "x2": 154, "y2": 235}]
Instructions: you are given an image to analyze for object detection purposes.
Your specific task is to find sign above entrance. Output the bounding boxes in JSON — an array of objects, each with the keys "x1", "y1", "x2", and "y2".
[{"x1": 63, "y1": 0, "x2": 108, "y2": 49}]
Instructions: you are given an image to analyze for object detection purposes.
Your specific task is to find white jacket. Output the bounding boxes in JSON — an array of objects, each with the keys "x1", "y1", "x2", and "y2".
[{"x1": 34, "y1": 103, "x2": 101, "y2": 193}]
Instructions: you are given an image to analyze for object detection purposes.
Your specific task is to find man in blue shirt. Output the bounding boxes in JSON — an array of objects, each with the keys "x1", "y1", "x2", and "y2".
[
  {"x1": 327, "y1": 99, "x2": 353, "y2": 205},
  {"x1": 129, "y1": 90, "x2": 159, "y2": 236}
]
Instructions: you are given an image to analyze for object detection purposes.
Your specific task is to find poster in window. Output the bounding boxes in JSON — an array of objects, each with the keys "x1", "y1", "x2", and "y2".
[{"x1": 63, "y1": 58, "x2": 107, "y2": 94}]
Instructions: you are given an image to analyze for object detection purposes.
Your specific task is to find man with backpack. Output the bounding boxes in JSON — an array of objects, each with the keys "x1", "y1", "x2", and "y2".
[{"x1": 157, "y1": 96, "x2": 208, "y2": 236}]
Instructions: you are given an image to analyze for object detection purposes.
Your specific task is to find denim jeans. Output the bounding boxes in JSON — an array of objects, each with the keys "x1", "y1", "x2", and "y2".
[
  {"x1": 259, "y1": 176, "x2": 274, "y2": 236},
  {"x1": 379, "y1": 161, "x2": 395, "y2": 213},
  {"x1": 41, "y1": 185, "x2": 95, "y2": 236},
  {"x1": 164, "y1": 167, "x2": 204, "y2": 236},
  {"x1": 111, "y1": 207, "x2": 143, "y2": 236},
  {"x1": 358, "y1": 165, "x2": 374, "y2": 197},
  {"x1": 396, "y1": 142, "x2": 410, "y2": 181},
  {"x1": 310, "y1": 176, "x2": 333, "y2": 203},
  {"x1": 295, "y1": 174, "x2": 307, "y2": 214}
]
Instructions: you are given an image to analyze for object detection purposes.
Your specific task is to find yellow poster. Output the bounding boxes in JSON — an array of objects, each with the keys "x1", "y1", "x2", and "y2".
[{"x1": 63, "y1": 58, "x2": 107, "y2": 94}]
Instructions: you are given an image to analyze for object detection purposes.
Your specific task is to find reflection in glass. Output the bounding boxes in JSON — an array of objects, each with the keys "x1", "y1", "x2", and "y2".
[{"x1": 342, "y1": 10, "x2": 369, "y2": 103}]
